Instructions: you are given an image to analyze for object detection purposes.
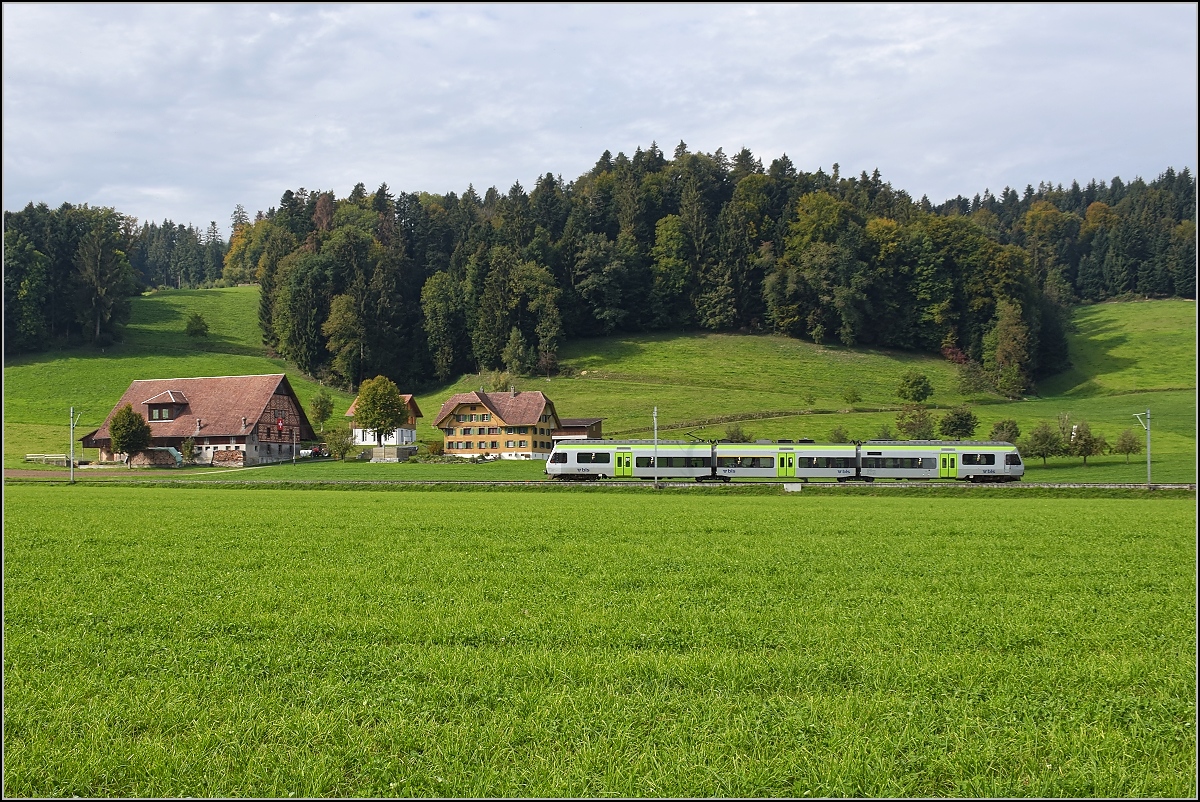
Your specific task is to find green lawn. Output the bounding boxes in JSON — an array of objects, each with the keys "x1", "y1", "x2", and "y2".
[{"x1": 3, "y1": 485, "x2": 1194, "y2": 797}]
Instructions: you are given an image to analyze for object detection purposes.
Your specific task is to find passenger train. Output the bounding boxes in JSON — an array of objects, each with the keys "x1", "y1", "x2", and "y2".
[{"x1": 545, "y1": 438, "x2": 1025, "y2": 483}]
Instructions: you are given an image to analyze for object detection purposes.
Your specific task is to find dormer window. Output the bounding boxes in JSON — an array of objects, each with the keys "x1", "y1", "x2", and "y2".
[{"x1": 149, "y1": 405, "x2": 174, "y2": 421}]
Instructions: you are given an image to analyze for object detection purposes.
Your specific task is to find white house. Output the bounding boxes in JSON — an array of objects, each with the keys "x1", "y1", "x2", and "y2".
[{"x1": 345, "y1": 393, "x2": 423, "y2": 446}]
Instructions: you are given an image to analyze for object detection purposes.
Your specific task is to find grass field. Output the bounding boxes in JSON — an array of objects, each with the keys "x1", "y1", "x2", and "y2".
[
  {"x1": 3, "y1": 292, "x2": 1196, "y2": 795},
  {"x1": 3, "y1": 485, "x2": 1195, "y2": 798}
]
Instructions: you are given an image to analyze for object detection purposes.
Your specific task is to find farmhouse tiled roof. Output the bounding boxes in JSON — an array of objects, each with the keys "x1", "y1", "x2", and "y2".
[
  {"x1": 86, "y1": 374, "x2": 315, "y2": 442},
  {"x1": 433, "y1": 390, "x2": 558, "y2": 427},
  {"x1": 345, "y1": 394, "x2": 422, "y2": 420}
]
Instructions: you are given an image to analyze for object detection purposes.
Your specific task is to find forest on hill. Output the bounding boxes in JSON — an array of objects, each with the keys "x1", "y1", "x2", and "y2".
[{"x1": 4, "y1": 143, "x2": 1195, "y2": 398}]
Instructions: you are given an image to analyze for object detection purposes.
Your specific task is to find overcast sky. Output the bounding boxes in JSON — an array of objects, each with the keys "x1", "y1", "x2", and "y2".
[{"x1": 3, "y1": 3, "x2": 1196, "y2": 237}]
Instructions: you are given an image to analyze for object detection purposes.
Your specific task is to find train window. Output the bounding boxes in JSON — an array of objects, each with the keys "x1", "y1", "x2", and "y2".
[
  {"x1": 962, "y1": 453, "x2": 996, "y2": 466},
  {"x1": 577, "y1": 452, "x2": 611, "y2": 464},
  {"x1": 550, "y1": 452, "x2": 567, "y2": 464},
  {"x1": 1005, "y1": 453, "x2": 1022, "y2": 466},
  {"x1": 814, "y1": 457, "x2": 854, "y2": 469},
  {"x1": 636, "y1": 457, "x2": 653, "y2": 468},
  {"x1": 717, "y1": 456, "x2": 775, "y2": 468},
  {"x1": 689, "y1": 457, "x2": 711, "y2": 468}
]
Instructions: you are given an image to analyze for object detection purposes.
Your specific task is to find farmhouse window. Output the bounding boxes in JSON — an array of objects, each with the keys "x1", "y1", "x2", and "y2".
[
  {"x1": 518, "y1": 427, "x2": 527, "y2": 435},
  {"x1": 490, "y1": 441, "x2": 498, "y2": 449},
  {"x1": 482, "y1": 414, "x2": 491, "y2": 421},
  {"x1": 506, "y1": 440, "x2": 515, "y2": 448},
  {"x1": 519, "y1": 440, "x2": 527, "y2": 448}
]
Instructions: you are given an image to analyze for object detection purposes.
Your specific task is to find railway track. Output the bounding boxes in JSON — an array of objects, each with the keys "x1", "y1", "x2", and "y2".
[{"x1": 6, "y1": 472, "x2": 1193, "y2": 491}]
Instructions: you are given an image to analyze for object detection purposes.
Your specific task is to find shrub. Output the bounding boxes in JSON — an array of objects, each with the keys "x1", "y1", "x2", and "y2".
[
  {"x1": 185, "y1": 313, "x2": 209, "y2": 337},
  {"x1": 724, "y1": 423, "x2": 753, "y2": 443},
  {"x1": 938, "y1": 405, "x2": 979, "y2": 439},
  {"x1": 896, "y1": 371, "x2": 933, "y2": 403},
  {"x1": 895, "y1": 404, "x2": 935, "y2": 440},
  {"x1": 989, "y1": 419, "x2": 1021, "y2": 444}
]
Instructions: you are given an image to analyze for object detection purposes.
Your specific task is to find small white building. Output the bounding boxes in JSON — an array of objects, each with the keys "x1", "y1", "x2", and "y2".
[{"x1": 346, "y1": 393, "x2": 423, "y2": 446}]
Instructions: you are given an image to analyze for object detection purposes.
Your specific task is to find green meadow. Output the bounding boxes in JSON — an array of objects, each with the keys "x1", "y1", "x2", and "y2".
[
  {"x1": 3, "y1": 287, "x2": 1194, "y2": 483},
  {"x1": 3, "y1": 485, "x2": 1195, "y2": 798}
]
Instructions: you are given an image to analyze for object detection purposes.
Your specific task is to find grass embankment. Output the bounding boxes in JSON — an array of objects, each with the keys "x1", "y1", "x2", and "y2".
[
  {"x1": 3, "y1": 289, "x2": 1195, "y2": 483},
  {"x1": 3, "y1": 485, "x2": 1195, "y2": 797}
]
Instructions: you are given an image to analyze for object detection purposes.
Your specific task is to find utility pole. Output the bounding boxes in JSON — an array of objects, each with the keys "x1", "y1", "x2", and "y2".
[
  {"x1": 653, "y1": 406, "x2": 659, "y2": 489},
  {"x1": 1133, "y1": 409, "x2": 1151, "y2": 487},
  {"x1": 69, "y1": 407, "x2": 82, "y2": 484}
]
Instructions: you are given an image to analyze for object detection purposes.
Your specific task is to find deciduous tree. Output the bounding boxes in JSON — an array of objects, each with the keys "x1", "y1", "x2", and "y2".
[
  {"x1": 324, "y1": 425, "x2": 356, "y2": 461},
  {"x1": 896, "y1": 371, "x2": 933, "y2": 403},
  {"x1": 1022, "y1": 420, "x2": 1063, "y2": 466},
  {"x1": 354, "y1": 375, "x2": 408, "y2": 446},
  {"x1": 895, "y1": 404, "x2": 935, "y2": 440},
  {"x1": 989, "y1": 419, "x2": 1021, "y2": 444},
  {"x1": 1112, "y1": 428, "x2": 1142, "y2": 463},
  {"x1": 109, "y1": 403, "x2": 151, "y2": 467},
  {"x1": 309, "y1": 389, "x2": 333, "y2": 433},
  {"x1": 1069, "y1": 420, "x2": 1107, "y2": 466},
  {"x1": 938, "y1": 405, "x2": 979, "y2": 439}
]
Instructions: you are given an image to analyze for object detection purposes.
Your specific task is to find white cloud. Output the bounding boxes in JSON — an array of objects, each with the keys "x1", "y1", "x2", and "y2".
[{"x1": 4, "y1": 3, "x2": 1195, "y2": 234}]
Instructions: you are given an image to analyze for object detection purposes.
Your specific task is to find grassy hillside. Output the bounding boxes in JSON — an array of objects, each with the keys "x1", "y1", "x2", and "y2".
[
  {"x1": 2, "y1": 287, "x2": 357, "y2": 467},
  {"x1": 4, "y1": 289, "x2": 1195, "y2": 482}
]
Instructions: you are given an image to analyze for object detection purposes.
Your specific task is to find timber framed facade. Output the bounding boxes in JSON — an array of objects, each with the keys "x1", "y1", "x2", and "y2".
[{"x1": 81, "y1": 374, "x2": 316, "y2": 467}]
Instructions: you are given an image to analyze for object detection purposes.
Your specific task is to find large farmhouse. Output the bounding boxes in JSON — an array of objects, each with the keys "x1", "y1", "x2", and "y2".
[
  {"x1": 346, "y1": 393, "x2": 423, "y2": 446},
  {"x1": 433, "y1": 389, "x2": 561, "y2": 460},
  {"x1": 82, "y1": 374, "x2": 316, "y2": 466}
]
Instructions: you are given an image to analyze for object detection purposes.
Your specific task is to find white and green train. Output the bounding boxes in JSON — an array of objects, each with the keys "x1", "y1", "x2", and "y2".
[{"x1": 545, "y1": 439, "x2": 1025, "y2": 483}]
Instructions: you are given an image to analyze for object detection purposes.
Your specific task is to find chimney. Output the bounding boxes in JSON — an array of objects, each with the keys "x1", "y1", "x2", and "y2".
[
  {"x1": 242, "y1": 416, "x2": 247, "y2": 429},
  {"x1": 195, "y1": 418, "x2": 202, "y2": 433},
  {"x1": 510, "y1": 385, "x2": 517, "y2": 397}
]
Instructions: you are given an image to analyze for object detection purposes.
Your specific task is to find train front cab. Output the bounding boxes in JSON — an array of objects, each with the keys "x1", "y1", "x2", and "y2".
[
  {"x1": 955, "y1": 443, "x2": 1024, "y2": 482},
  {"x1": 546, "y1": 440, "x2": 711, "y2": 480}
]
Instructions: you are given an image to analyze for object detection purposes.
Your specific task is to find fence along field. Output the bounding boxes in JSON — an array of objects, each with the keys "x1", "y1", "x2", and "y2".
[{"x1": 2, "y1": 485, "x2": 1195, "y2": 797}]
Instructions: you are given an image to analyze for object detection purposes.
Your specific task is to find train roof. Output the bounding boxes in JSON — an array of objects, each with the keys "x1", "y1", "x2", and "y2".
[
  {"x1": 552, "y1": 438, "x2": 1018, "y2": 447},
  {"x1": 553, "y1": 438, "x2": 698, "y2": 446},
  {"x1": 864, "y1": 440, "x2": 1017, "y2": 446}
]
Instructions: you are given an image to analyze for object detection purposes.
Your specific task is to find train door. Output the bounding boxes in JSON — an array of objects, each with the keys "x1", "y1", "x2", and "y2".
[
  {"x1": 615, "y1": 450, "x2": 633, "y2": 477},
  {"x1": 939, "y1": 449, "x2": 957, "y2": 479},
  {"x1": 776, "y1": 450, "x2": 795, "y2": 478}
]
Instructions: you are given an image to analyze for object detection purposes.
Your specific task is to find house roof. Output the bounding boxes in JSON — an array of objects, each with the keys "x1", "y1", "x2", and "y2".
[
  {"x1": 142, "y1": 389, "x2": 189, "y2": 405},
  {"x1": 432, "y1": 390, "x2": 558, "y2": 427},
  {"x1": 345, "y1": 394, "x2": 422, "y2": 420},
  {"x1": 557, "y1": 418, "x2": 604, "y2": 427},
  {"x1": 85, "y1": 374, "x2": 315, "y2": 442}
]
